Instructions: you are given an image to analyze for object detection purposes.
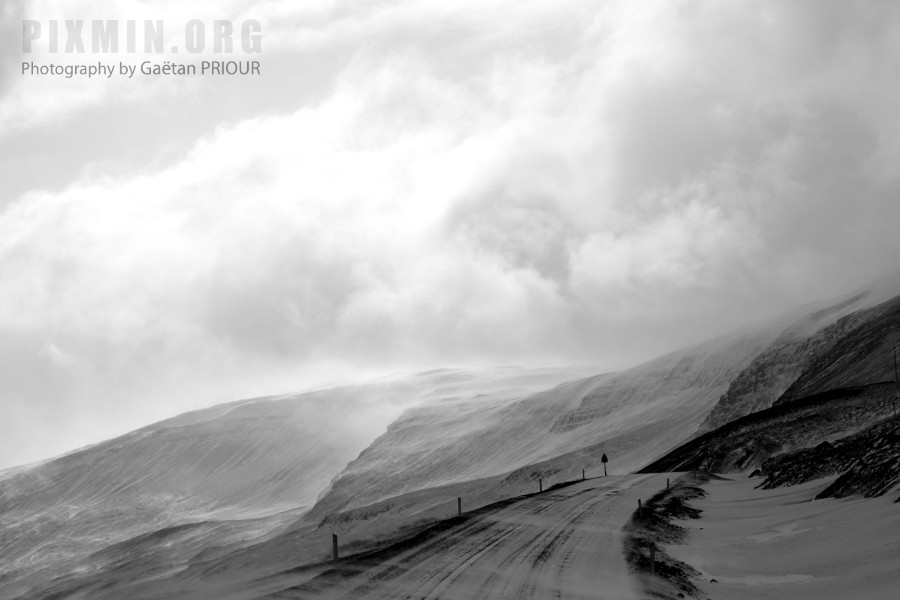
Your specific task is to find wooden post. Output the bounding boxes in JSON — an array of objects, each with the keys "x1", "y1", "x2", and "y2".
[
  {"x1": 650, "y1": 545, "x2": 656, "y2": 575},
  {"x1": 539, "y1": 478, "x2": 543, "y2": 493},
  {"x1": 582, "y1": 468, "x2": 586, "y2": 481},
  {"x1": 332, "y1": 534, "x2": 338, "y2": 561},
  {"x1": 666, "y1": 477, "x2": 669, "y2": 490},
  {"x1": 638, "y1": 499, "x2": 643, "y2": 518},
  {"x1": 894, "y1": 346, "x2": 898, "y2": 416},
  {"x1": 457, "y1": 497, "x2": 462, "y2": 515}
]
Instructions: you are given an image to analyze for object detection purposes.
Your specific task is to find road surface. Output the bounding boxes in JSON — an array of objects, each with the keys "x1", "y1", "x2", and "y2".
[{"x1": 266, "y1": 474, "x2": 664, "y2": 600}]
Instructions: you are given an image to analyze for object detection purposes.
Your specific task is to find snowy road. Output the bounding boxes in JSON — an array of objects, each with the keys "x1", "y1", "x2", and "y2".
[{"x1": 268, "y1": 474, "x2": 665, "y2": 600}]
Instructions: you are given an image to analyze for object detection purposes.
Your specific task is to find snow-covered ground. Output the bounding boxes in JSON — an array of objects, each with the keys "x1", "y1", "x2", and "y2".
[
  {"x1": 667, "y1": 476, "x2": 900, "y2": 599},
  {"x1": 6, "y1": 277, "x2": 900, "y2": 599},
  {"x1": 0, "y1": 366, "x2": 588, "y2": 599},
  {"x1": 260, "y1": 474, "x2": 668, "y2": 599}
]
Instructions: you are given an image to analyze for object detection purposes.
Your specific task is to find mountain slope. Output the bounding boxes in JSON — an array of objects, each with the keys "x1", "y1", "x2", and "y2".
[
  {"x1": 698, "y1": 278, "x2": 900, "y2": 434},
  {"x1": 639, "y1": 383, "x2": 900, "y2": 478},
  {"x1": 0, "y1": 367, "x2": 581, "y2": 599},
  {"x1": 757, "y1": 410, "x2": 900, "y2": 499},
  {"x1": 306, "y1": 328, "x2": 779, "y2": 523},
  {"x1": 306, "y1": 280, "x2": 900, "y2": 526},
  {"x1": 775, "y1": 295, "x2": 900, "y2": 403},
  {"x1": 6, "y1": 275, "x2": 900, "y2": 599}
]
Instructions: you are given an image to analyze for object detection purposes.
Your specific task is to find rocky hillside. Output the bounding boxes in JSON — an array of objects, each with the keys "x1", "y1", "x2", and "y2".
[
  {"x1": 639, "y1": 383, "x2": 900, "y2": 475},
  {"x1": 698, "y1": 282, "x2": 900, "y2": 434},
  {"x1": 755, "y1": 410, "x2": 900, "y2": 499},
  {"x1": 776, "y1": 295, "x2": 900, "y2": 404}
]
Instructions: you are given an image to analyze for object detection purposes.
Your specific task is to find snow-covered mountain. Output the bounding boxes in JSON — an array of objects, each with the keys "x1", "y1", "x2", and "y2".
[
  {"x1": 306, "y1": 330, "x2": 776, "y2": 523},
  {"x1": 699, "y1": 274, "x2": 900, "y2": 432},
  {"x1": 306, "y1": 276, "x2": 900, "y2": 523},
  {"x1": 0, "y1": 366, "x2": 581, "y2": 599},
  {"x1": 4, "y1": 274, "x2": 900, "y2": 599}
]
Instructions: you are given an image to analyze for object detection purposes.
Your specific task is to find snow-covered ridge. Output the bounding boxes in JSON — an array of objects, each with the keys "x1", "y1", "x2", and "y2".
[
  {"x1": 4, "y1": 273, "x2": 900, "y2": 599},
  {"x1": 0, "y1": 366, "x2": 582, "y2": 597}
]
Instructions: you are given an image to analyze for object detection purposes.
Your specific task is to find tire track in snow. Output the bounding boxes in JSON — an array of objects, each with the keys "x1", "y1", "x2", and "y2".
[{"x1": 276, "y1": 475, "x2": 663, "y2": 600}]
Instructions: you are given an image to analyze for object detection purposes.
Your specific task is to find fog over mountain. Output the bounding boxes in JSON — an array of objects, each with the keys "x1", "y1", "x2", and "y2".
[
  {"x1": 3, "y1": 273, "x2": 900, "y2": 598},
  {"x1": 2, "y1": 0, "x2": 900, "y2": 480},
  {"x1": 3, "y1": 2, "x2": 900, "y2": 598}
]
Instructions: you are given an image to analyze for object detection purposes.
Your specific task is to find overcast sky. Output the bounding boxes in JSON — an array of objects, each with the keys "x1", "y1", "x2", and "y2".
[{"x1": 1, "y1": 0, "x2": 899, "y2": 469}]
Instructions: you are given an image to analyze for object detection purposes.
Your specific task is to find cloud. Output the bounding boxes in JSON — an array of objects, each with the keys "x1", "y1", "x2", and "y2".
[{"x1": 2, "y1": 0, "x2": 900, "y2": 467}]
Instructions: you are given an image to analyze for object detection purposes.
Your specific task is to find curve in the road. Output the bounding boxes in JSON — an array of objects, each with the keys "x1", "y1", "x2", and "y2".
[{"x1": 266, "y1": 473, "x2": 664, "y2": 600}]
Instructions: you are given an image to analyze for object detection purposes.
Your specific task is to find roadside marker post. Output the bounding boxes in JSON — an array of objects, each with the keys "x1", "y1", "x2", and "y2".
[
  {"x1": 457, "y1": 497, "x2": 462, "y2": 515},
  {"x1": 893, "y1": 345, "x2": 898, "y2": 416},
  {"x1": 332, "y1": 534, "x2": 339, "y2": 561}
]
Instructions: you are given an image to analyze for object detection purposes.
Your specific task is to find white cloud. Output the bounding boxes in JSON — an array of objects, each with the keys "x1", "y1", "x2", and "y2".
[{"x1": 2, "y1": 0, "x2": 900, "y2": 467}]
